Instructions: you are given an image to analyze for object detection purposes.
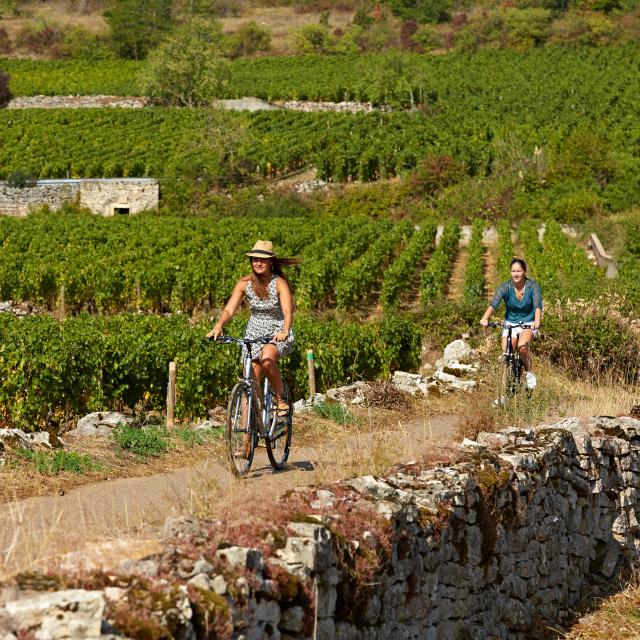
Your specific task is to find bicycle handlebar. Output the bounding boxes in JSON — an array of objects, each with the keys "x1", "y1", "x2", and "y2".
[
  {"x1": 208, "y1": 335, "x2": 274, "y2": 346},
  {"x1": 487, "y1": 322, "x2": 534, "y2": 329}
]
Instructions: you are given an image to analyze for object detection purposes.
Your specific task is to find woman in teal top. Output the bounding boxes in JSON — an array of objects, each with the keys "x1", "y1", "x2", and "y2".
[{"x1": 480, "y1": 258, "x2": 542, "y2": 389}]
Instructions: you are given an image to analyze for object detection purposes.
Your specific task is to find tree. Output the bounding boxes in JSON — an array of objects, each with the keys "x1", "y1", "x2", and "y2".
[
  {"x1": 105, "y1": 0, "x2": 173, "y2": 59},
  {"x1": 140, "y1": 18, "x2": 230, "y2": 106}
]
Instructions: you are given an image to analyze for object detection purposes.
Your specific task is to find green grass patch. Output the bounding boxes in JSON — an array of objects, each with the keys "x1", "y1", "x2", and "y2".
[
  {"x1": 112, "y1": 425, "x2": 170, "y2": 458},
  {"x1": 171, "y1": 427, "x2": 223, "y2": 447},
  {"x1": 311, "y1": 401, "x2": 361, "y2": 426},
  {"x1": 15, "y1": 449, "x2": 103, "y2": 475}
]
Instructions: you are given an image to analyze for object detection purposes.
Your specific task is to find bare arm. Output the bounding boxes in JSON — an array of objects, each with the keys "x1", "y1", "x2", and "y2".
[
  {"x1": 206, "y1": 280, "x2": 246, "y2": 339},
  {"x1": 274, "y1": 278, "x2": 293, "y2": 341},
  {"x1": 480, "y1": 305, "x2": 494, "y2": 327}
]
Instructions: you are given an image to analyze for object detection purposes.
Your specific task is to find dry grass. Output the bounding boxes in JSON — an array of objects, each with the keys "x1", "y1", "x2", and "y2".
[
  {"x1": 220, "y1": 7, "x2": 355, "y2": 51},
  {"x1": 563, "y1": 582, "x2": 640, "y2": 639},
  {"x1": 0, "y1": 427, "x2": 225, "y2": 503},
  {"x1": 0, "y1": 0, "x2": 108, "y2": 41}
]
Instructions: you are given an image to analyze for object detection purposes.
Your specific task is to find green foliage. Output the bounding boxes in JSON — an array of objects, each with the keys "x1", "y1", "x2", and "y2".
[
  {"x1": 420, "y1": 219, "x2": 460, "y2": 303},
  {"x1": 463, "y1": 219, "x2": 485, "y2": 300},
  {"x1": 140, "y1": 18, "x2": 230, "y2": 106},
  {"x1": 290, "y1": 24, "x2": 335, "y2": 53},
  {"x1": 226, "y1": 21, "x2": 272, "y2": 58},
  {"x1": 335, "y1": 221, "x2": 412, "y2": 310},
  {"x1": 384, "y1": 0, "x2": 451, "y2": 23},
  {"x1": 0, "y1": 67, "x2": 11, "y2": 107},
  {"x1": 0, "y1": 310, "x2": 422, "y2": 429},
  {"x1": 105, "y1": 0, "x2": 174, "y2": 60},
  {"x1": 496, "y1": 219, "x2": 514, "y2": 283},
  {"x1": 408, "y1": 155, "x2": 467, "y2": 196},
  {"x1": 311, "y1": 401, "x2": 361, "y2": 425},
  {"x1": 542, "y1": 307, "x2": 640, "y2": 384},
  {"x1": 15, "y1": 449, "x2": 103, "y2": 475},
  {"x1": 381, "y1": 222, "x2": 437, "y2": 311},
  {"x1": 112, "y1": 424, "x2": 170, "y2": 457}
]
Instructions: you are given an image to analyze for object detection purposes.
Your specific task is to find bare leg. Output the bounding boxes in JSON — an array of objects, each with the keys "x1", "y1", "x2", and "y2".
[
  {"x1": 253, "y1": 345, "x2": 287, "y2": 416},
  {"x1": 516, "y1": 329, "x2": 535, "y2": 371}
]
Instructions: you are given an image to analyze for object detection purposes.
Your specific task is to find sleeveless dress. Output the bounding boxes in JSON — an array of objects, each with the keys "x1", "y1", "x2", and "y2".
[{"x1": 243, "y1": 275, "x2": 294, "y2": 360}]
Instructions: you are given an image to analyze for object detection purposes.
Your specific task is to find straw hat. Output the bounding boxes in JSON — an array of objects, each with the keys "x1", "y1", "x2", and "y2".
[{"x1": 246, "y1": 240, "x2": 276, "y2": 258}]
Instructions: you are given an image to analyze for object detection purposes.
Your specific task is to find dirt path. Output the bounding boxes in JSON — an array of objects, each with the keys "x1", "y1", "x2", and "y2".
[
  {"x1": 446, "y1": 247, "x2": 468, "y2": 301},
  {"x1": 0, "y1": 414, "x2": 460, "y2": 578}
]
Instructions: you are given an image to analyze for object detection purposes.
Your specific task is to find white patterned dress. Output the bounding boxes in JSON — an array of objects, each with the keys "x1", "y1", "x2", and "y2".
[{"x1": 243, "y1": 275, "x2": 294, "y2": 360}]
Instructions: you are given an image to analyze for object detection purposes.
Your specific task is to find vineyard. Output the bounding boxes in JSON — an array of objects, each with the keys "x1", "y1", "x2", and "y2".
[
  {"x1": 0, "y1": 207, "x2": 614, "y2": 430},
  {"x1": 1, "y1": 45, "x2": 640, "y2": 192}
]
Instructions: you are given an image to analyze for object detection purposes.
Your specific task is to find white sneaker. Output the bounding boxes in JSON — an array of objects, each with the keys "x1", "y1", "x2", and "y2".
[
  {"x1": 526, "y1": 371, "x2": 537, "y2": 390},
  {"x1": 492, "y1": 396, "x2": 505, "y2": 408}
]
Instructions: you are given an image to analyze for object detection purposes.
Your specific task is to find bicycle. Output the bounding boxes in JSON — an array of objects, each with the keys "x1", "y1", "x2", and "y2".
[
  {"x1": 488, "y1": 321, "x2": 534, "y2": 407},
  {"x1": 211, "y1": 335, "x2": 293, "y2": 478}
]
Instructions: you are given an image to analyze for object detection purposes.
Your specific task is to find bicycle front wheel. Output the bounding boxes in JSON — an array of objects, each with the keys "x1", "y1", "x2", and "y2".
[
  {"x1": 265, "y1": 379, "x2": 293, "y2": 470},
  {"x1": 225, "y1": 382, "x2": 256, "y2": 478}
]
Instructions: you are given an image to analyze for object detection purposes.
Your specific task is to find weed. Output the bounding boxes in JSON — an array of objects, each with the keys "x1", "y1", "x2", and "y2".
[
  {"x1": 311, "y1": 401, "x2": 361, "y2": 425},
  {"x1": 112, "y1": 425, "x2": 169, "y2": 458},
  {"x1": 171, "y1": 427, "x2": 223, "y2": 448},
  {"x1": 14, "y1": 449, "x2": 103, "y2": 475}
]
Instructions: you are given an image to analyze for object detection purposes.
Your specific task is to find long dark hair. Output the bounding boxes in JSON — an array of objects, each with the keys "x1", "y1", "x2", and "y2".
[
  {"x1": 248, "y1": 256, "x2": 299, "y2": 299},
  {"x1": 511, "y1": 258, "x2": 527, "y2": 277}
]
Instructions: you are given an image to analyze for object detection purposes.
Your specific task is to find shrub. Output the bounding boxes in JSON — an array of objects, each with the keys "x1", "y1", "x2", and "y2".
[
  {"x1": 227, "y1": 21, "x2": 272, "y2": 57},
  {"x1": 290, "y1": 24, "x2": 335, "y2": 53},
  {"x1": 15, "y1": 449, "x2": 103, "y2": 475},
  {"x1": 0, "y1": 69, "x2": 11, "y2": 108},
  {"x1": 15, "y1": 24, "x2": 64, "y2": 55},
  {"x1": 311, "y1": 401, "x2": 361, "y2": 425},
  {"x1": 385, "y1": 0, "x2": 451, "y2": 24},
  {"x1": 504, "y1": 8, "x2": 552, "y2": 47},
  {"x1": 413, "y1": 23, "x2": 444, "y2": 49},
  {"x1": 112, "y1": 424, "x2": 170, "y2": 457},
  {"x1": 408, "y1": 155, "x2": 467, "y2": 196},
  {"x1": 549, "y1": 188, "x2": 602, "y2": 223},
  {"x1": 0, "y1": 27, "x2": 12, "y2": 54}
]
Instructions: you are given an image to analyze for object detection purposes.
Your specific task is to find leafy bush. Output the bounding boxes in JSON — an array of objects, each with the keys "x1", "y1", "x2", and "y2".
[
  {"x1": 311, "y1": 401, "x2": 360, "y2": 425},
  {"x1": 385, "y1": 0, "x2": 451, "y2": 24},
  {"x1": 0, "y1": 69, "x2": 11, "y2": 108},
  {"x1": 408, "y1": 155, "x2": 467, "y2": 196},
  {"x1": 290, "y1": 24, "x2": 335, "y2": 53},
  {"x1": 15, "y1": 24, "x2": 64, "y2": 56},
  {"x1": 549, "y1": 187, "x2": 602, "y2": 223},
  {"x1": 227, "y1": 21, "x2": 272, "y2": 57},
  {"x1": 112, "y1": 424, "x2": 170, "y2": 457},
  {"x1": 504, "y1": 8, "x2": 552, "y2": 48},
  {"x1": 15, "y1": 449, "x2": 103, "y2": 475},
  {"x1": 0, "y1": 27, "x2": 12, "y2": 55}
]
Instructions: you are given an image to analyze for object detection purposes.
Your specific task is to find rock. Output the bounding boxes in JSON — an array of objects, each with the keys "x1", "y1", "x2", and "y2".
[
  {"x1": 391, "y1": 371, "x2": 428, "y2": 395},
  {"x1": 187, "y1": 573, "x2": 211, "y2": 591},
  {"x1": 1, "y1": 590, "x2": 105, "y2": 639},
  {"x1": 211, "y1": 575, "x2": 228, "y2": 595},
  {"x1": 194, "y1": 420, "x2": 221, "y2": 431},
  {"x1": 462, "y1": 438, "x2": 486, "y2": 451},
  {"x1": 0, "y1": 429, "x2": 50, "y2": 450},
  {"x1": 433, "y1": 370, "x2": 476, "y2": 392},
  {"x1": 280, "y1": 606, "x2": 305, "y2": 633},
  {"x1": 68, "y1": 412, "x2": 133, "y2": 437},
  {"x1": 443, "y1": 339, "x2": 475, "y2": 364},
  {"x1": 118, "y1": 558, "x2": 159, "y2": 578},
  {"x1": 326, "y1": 382, "x2": 368, "y2": 405},
  {"x1": 191, "y1": 558, "x2": 215, "y2": 576},
  {"x1": 216, "y1": 546, "x2": 264, "y2": 571},
  {"x1": 293, "y1": 393, "x2": 326, "y2": 413}
]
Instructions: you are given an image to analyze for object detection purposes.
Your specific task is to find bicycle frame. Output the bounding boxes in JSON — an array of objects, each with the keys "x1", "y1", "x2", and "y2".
[{"x1": 489, "y1": 321, "x2": 533, "y2": 398}]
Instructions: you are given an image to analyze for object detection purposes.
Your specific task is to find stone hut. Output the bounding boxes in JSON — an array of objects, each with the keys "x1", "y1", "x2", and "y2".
[{"x1": 0, "y1": 178, "x2": 159, "y2": 217}]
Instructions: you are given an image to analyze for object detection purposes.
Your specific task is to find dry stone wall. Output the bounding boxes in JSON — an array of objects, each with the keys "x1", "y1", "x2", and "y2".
[
  {"x1": 2, "y1": 416, "x2": 640, "y2": 639},
  {"x1": 0, "y1": 179, "x2": 159, "y2": 216}
]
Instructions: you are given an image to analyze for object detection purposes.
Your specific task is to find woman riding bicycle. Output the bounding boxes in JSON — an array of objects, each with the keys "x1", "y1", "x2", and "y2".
[
  {"x1": 480, "y1": 258, "x2": 542, "y2": 389},
  {"x1": 207, "y1": 240, "x2": 295, "y2": 429}
]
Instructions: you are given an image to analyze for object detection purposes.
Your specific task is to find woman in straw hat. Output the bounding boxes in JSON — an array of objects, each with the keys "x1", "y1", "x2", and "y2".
[{"x1": 207, "y1": 240, "x2": 296, "y2": 427}]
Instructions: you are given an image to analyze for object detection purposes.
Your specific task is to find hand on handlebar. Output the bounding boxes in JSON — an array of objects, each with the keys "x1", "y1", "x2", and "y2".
[
  {"x1": 480, "y1": 318, "x2": 490, "y2": 327},
  {"x1": 273, "y1": 331, "x2": 288, "y2": 342},
  {"x1": 206, "y1": 324, "x2": 224, "y2": 341}
]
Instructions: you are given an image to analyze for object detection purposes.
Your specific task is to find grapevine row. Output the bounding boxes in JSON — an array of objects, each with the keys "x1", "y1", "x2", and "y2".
[
  {"x1": 463, "y1": 219, "x2": 485, "y2": 301},
  {"x1": 380, "y1": 222, "x2": 437, "y2": 311},
  {"x1": 335, "y1": 221, "x2": 412, "y2": 311},
  {"x1": 420, "y1": 220, "x2": 461, "y2": 304}
]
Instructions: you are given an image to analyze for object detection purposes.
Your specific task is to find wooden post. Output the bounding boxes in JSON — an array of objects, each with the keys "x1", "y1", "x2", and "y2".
[
  {"x1": 306, "y1": 350, "x2": 316, "y2": 400},
  {"x1": 59, "y1": 285, "x2": 65, "y2": 320},
  {"x1": 167, "y1": 361, "x2": 176, "y2": 427}
]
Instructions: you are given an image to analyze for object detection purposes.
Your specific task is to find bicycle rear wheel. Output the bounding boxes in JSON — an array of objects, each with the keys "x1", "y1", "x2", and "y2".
[
  {"x1": 225, "y1": 382, "x2": 256, "y2": 477},
  {"x1": 265, "y1": 379, "x2": 293, "y2": 470}
]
